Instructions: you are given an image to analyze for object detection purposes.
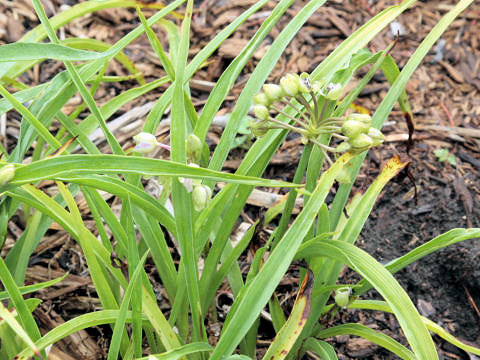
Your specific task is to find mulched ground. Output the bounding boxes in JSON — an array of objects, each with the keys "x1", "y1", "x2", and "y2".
[{"x1": 1, "y1": 0, "x2": 479, "y2": 359}]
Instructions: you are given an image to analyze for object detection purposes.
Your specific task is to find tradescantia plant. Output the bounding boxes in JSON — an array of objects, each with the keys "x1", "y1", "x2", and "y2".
[{"x1": 0, "y1": 0, "x2": 479, "y2": 359}]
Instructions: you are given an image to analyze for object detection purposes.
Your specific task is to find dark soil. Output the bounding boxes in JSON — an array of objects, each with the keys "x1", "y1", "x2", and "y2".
[{"x1": 1, "y1": 0, "x2": 479, "y2": 359}]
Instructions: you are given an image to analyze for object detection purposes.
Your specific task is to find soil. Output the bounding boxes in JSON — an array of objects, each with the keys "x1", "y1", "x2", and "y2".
[{"x1": 0, "y1": 0, "x2": 479, "y2": 359}]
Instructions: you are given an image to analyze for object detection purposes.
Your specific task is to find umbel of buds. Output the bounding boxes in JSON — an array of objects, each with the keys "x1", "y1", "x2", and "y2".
[
  {"x1": 249, "y1": 72, "x2": 385, "y2": 165},
  {"x1": 336, "y1": 113, "x2": 385, "y2": 153}
]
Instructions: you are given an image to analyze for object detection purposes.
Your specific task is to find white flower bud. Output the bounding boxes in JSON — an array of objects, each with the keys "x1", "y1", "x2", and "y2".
[
  {"x1": 253, "y1": 105, "x2": 270, "y2": 121},
  {"x1": 263, "y1": 84, "x2": 284, "y2": 102},
  {"x1": 0, "y1": 164, "x2": 15, "y2": 186},
  {"x1": 192, "y1": 184, "x2": 212, "y2": 212},
  {"x1": 253, "y1": 93, "x2": 269, "y2": 106},
  {"x1": 367, "y1": 128, "x2": 385, "y2": 146},
  {"x1": 334, "y1": 287, "x2": 351, "y2": 308},
  {"x1": 280, "y1": 73, "x2": 300, "y2": 97},
  {"x1": 133, "y1": 132, "x2": 158, "y2": 154},
  {"x1": 186, "y1": 133, "x2": 203, "y2": 163}
]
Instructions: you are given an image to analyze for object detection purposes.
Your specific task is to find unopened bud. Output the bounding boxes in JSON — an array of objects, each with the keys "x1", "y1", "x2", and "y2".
[
  {"x1": 192, "y1": 184, "x2": 212, "y2": 212},
  {"x1": 133, "y1": 132, "x2": 158, "y2": 154},
  {"x1": 347, "y1": 113, "x2": 372, "y2": 126},
  {"x1": 334, "y1": 287, "x2": 351, "y2": 308},
  {"x1": 263, "y1": 84, "x2": 284, "y2": 102},
  {"x1": 349, "y1": 133, "x2": 373, "y2": 150},
  {"x1": 335, "y1": 141, "x2": 351, "y2": 153},
  {"x1": 253, "y1": 93, "x2": 269, "y2": 106},
  {"x1": 249, "y1": 119, "x2": 269, "y2": 137},
  {"x1": 186, "y1": 134, "x2": 203, "y2": 162},
  {"x1": 280, "y1": 73, "x2": 300, "y2": 97},
  {"x1": 253, "y1": 105, "x2": 270, "y2": 121},
  {"x1": 367, "y1": 127, "x2": 384, "y2": 140},
  {"x1": 324, "y1": 83, "x2": 342, "y2": 101},
  {"x1": 341, "y1": 120, "x2": 369, "y2": 139},
  {"x1": 0, "y1": 164, "x2": 15, "y2": 186}
]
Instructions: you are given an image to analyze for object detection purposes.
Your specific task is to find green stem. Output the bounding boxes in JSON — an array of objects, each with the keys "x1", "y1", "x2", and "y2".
[
  {"x1": 271, "y1": 105, "x2": 309, "y2": 128},
  {"x1": 281, "y1": 98, "x2": 311, "y2": 124},
  {"x1": 273, "y1": 143, "x2": 313, "y2": 248}
]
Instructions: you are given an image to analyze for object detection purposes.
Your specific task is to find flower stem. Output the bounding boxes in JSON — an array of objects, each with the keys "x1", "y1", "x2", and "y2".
[{"x1": 271, "y1": 105, "x2": 309, "y2": 128}]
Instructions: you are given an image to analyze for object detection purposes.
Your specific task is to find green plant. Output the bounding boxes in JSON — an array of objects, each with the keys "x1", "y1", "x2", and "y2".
[
  {"x1": 0, "y1": 0, "x2": 478, "y2": 359},
  {"x1": 434, "y1": 148, "x2": 457, "y2": 166}
]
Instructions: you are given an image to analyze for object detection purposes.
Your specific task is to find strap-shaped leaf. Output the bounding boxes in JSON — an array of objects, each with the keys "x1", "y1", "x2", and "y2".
[
  {"x1": 3, "y1": 155, "x2": 297, "y2": 189},
  {"x1": 316, "y1": 323, "x2": 414, "y2": 360},
  {"x1": 350, "y1": 300, "x2": 480, "y2": 356},
  {"x1": 262, "y1": 270, "x2": 314, "y2": 360},
  {"x1": 302, "y1": 338, "x2": 338, "y2": 360},
  {"x1": 0, "y1": 43, "x2": 107, "y2": 62},
  {"x1": 355, "y1": 228, "x2": 480, "y2": 295},
  {"x1": 295, "y1": 240, "x2": 438, "y2": 359}
]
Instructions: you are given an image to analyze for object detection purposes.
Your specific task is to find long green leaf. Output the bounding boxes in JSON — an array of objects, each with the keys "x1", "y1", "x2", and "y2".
[
  {"x1": 0, "y1": 43, "x2": 106, "y2": 62},
  {"x1": 0, "y1": 273, "x2": 67, "y2": 301},
  {"x1": 144, "y1": 343, "x2": 213, "y2": 360},
  {"x1": 350, "y1": 300, "x2": 480, "y2": 356},
  {"x1": 302, "y1": 338, "x2": 338, "y2": 360},
  {"x1": 5, "y1": 155, "x2": 295, "y2": 188},
  {"x1": 295, "y1": 240, "x2": 438, "y2": 359},
  {"x1": 355, "y1": 228, "x2": 480, "y2": 295},
  {"x1": 15, "y1": 310, "x2": 143, "y2": 359},
  {"x1": 316, "y1": 324, "x2": 414, "y2": 360}
]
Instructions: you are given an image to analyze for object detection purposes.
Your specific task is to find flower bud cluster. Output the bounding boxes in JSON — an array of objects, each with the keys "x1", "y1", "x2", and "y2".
[
  {"x1": 336, "y1": 113, "x2": 385, "y2": 153},
  {"x1": 246, "y1": 72, "x2": 386, "y2": 164}
]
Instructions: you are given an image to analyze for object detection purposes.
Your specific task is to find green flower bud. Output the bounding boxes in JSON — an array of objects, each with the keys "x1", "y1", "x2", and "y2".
[
  {"x1": 253, "y1": 92, "x2": 269, "y2": 106},
  {"x1": 334, "y1": 287, "x2": 351, "y2": 308},
  {"x1": 280, "y1": 73, "x2": 300, "y2": 97},
  {"x1": 253, "y1": 105, "x2": 270, "y2": 121},
  {"x1": 335, "y1": 141, "x2": 351, "y2": 153},
  {"x1": 341, "y1": 120, "x2": 369, "y2": 138},
  {"x1": 0, "y1": 164, "x2": 15, "y2": 186},
  {"x1": 349, "y1": 133, "x2": 373, "y2": 150},
  {"x1": 133, "y1": 132, "x2": 159, "y2": 154},
  {"x1": 324, "y1": 82, "x2": 342, "y2": 100},
  {"x1": 367, "y1": 127, "x2": 384, "y2": 140},
  {"x1": 263, "y1": 84, "x2": 284, "y2": 102},
  {"x1": 347, "y1": 113, "x2": 372, "y2": 126},
  {"x1": 192, "y1": 184, "x2": 212, "y2": 212},
  {"x1": 367, "y1": 128, "x2": 385, "y2": 147},
  {"x1": 186, "y1": 133, "x2": 203, "y2": 163},
  {"x1": 249, "y1": 118, "x2": 269, "y2": 137}
]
